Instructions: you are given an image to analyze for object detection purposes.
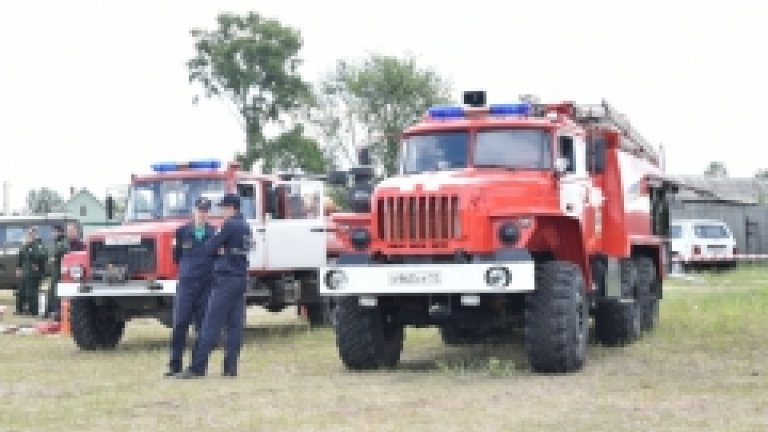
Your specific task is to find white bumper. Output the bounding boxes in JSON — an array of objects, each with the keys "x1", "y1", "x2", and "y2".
[
  {"x1": 57, "y1": 280, "x2": 178, "y2": 298},
  {"x1": 319, "y1": 262, "x2": 535, "y2": 296}
]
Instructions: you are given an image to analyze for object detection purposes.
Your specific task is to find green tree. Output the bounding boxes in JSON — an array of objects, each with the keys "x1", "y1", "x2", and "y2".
[
  {"x1": 188, "y1": 12, "x2": 316, "y2": 171},
  {"x1": 704, "y1": 161, "x2": 728, "y2": 178},
  {"x1": 263, "y1": 125, "x2": 325, "y2": 174},
  {"x1": 26, "y1": 187, "x2": 64, "y2": 214},
  {"x1": 316, "y1": 55, "x2": 452, "y2": 175}
]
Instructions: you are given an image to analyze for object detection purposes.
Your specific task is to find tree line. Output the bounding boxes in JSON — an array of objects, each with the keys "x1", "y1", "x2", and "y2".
[
  {"x1": 187, "y1": 11, "x2": 451, "y2": 177},
  {"x1": 21, "y1": 11, "x2": 449, "y2": 214},
  {"x1": 22, "y1": 12, "x2": 768, "y2": 213}
]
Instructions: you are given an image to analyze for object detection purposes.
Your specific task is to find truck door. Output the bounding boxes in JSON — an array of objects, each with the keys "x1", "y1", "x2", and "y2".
[
  {"x1": 558, "y1": 135, "x2": 590, "y2": 218},
  {"x1": 263, "y1": 180, "x2": 327, "y2": 269},
  {"x1": 237, "y1": 181, "x2": 267, "y2": 269}
]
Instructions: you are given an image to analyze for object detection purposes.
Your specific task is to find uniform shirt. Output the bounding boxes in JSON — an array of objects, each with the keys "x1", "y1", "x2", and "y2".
[
  {"x1": 17, "y1": 238, "x2": 47, "y2": 279},
  {"x1": 69, "y1": 238, "x2": 86, "y2": 252},
  {"x1": 205, "y1": 213, "x2": 251, "y2": 277},
  {"x1": 173, "y1": 222, "x2": 215, "y2": 280},
  {"x1": 51, "y1": 234, "x2": 70, "y2": 278}
]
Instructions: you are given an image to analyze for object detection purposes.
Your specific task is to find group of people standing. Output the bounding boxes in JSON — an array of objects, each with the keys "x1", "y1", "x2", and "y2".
[
  {"x1": 15, "y1": 193, "x2": 251, "y2": 379},
  {"x1": 15, "y1": 223, "x2": 84, "y2": 318},
  {"x1": 166, "y1": 193, "x2": 252, "y2": 379}
]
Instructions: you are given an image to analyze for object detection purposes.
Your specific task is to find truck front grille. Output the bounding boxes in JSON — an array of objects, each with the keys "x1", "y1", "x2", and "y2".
[
  {"x1": 89, "y1": 238, "x2": 157, "y2": 280},
  {"x1": 376, "y1": 194, "x2": 461, "y2": 243}
]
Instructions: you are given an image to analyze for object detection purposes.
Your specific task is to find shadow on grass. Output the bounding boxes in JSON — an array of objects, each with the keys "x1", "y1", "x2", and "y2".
[
  {"x1": 388, "y1": 326, "x2": 628, "y2": 375},
  {"x1": 397, "y1": 330, "x2": 530, "y2": 374},
  {"x1": 112, "y1": 322, "x2": 318, "y2": 352}
]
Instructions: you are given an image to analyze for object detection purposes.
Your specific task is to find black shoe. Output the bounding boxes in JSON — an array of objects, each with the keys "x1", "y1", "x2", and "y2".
[
  {"x1": 163, "y1": 371, "x2": 180, "y2": 378},
  {"x1": 176, "y1": 370, "x2": 205, "y2": 379},
  {"x1": 222, "y1": 371, "x2": 237, "y2": 378}
]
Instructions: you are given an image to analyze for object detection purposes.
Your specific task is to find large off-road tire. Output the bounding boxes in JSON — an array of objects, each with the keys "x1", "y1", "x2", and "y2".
[
  {"x1": 335, "y1": 296, "x2": 404, "y2": 370},
  {"x1": 70, "y1": 298, "x2": 126, "y2": 350},
  {"x1": 595, "y1": 259, "x2": 641, "y2": 346},
  {"x1": 525, "y1": 261, "x2": 588, "y2": 373},
  {"x1": 635, "y1": 256, "x2": 660, "y2": 331},
  {"x1": 439, "y1": 325, "x2": 485, "y2": 346}
]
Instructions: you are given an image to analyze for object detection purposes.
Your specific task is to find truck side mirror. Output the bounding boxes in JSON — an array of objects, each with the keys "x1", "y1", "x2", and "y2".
[
  {"x1": 591, "y1": 139, "x2": 606, "y2": 173},
  {"x1": 106, "y1": 195, "x2": 115, "y2": 220},
  {"x1": 265, "y1": 187, "x2": 278, "y2": 218}
]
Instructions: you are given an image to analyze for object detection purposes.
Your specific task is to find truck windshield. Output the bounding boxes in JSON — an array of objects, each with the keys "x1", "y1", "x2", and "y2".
[
  {"x1": 474, "y1": 129, "x2": 552, "y2": 169},
  {"x1": 694, "y1": 224, "x2": 729, "y2": 239},
  {"x1": 401, "y1": 132, "x2": 469, "y2": 174},
  {"x1": 0, "y1": 225, "x2": 53, "y2": 247},
  {"x1": 670, "y1": 225, "x2": 682, "y2": 238},
  {"x1": 124, "y1": 178, "x2": 227, "y2": 221}
]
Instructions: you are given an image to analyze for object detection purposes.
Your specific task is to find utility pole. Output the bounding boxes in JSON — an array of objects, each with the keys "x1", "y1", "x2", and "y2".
[{"x1": 2, "y1": 181, "x2": 9, "y2": 215}]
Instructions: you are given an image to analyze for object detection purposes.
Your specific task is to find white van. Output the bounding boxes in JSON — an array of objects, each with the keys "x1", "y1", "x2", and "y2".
[{"x1": 669, "y1": 219, "x2": 737, "y2": 268}]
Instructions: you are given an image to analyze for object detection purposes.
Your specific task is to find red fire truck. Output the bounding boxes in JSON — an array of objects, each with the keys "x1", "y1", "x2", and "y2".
[
  {"x1": 58, "y1": 159, "x2": 333, "y2": 349},
  {"x1": 320, "y1": 91, "x2": 675, "y2": 373}
]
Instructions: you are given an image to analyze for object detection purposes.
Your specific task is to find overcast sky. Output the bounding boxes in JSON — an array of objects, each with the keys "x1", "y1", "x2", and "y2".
[{"x1": 1, "y1": 0, "x2": 766, "y2": 212}]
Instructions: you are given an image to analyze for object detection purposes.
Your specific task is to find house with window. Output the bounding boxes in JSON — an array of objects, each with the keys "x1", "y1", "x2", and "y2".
[{"x1": 59, "y1": 188, "x2": 117, "y2": 236}]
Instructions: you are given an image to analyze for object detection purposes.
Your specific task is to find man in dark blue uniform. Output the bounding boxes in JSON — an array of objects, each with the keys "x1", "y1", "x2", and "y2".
[
  {"x1": 179, "y1": 193, "x2": 251, "y2": 378},
  {"x1": 165, "y1": 197, "x2": 216, "y2": 377}
]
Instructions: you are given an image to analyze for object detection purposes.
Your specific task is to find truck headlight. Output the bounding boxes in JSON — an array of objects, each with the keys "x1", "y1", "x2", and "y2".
[
  {"x1": 324, "y1": 270, "x2": 348, "y2": 290},
  {"x1": 498, "y1": 223, "x2": 520, "y2": 245},
  {"x1": 69, "y1": 265, "x2": 84, "y2": 281},
  {"x1": 485, "y1": 266, "x2": 510, "y2": 288}
]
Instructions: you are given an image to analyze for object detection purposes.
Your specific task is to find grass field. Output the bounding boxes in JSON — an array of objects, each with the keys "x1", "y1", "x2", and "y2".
[{"x1": 1, "y1": 268, "x2": 767, "y2": 432}]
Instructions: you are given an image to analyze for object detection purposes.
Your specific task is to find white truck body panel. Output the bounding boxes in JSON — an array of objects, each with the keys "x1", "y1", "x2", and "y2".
[
  {"x1": 319, "y1": 261, "x2": 535, "y2": 295},
  {"x1": 58, "y1": 279, "x2": 177, "y2": 297}
]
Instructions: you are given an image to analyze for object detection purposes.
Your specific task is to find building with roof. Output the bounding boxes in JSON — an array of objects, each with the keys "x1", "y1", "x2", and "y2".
[
  {"x1": 669, "y1": 176, "x2": 768, "y2": 255},
  {"x1": 59, "y1": 188, "x2": 119, "y2": 236}
]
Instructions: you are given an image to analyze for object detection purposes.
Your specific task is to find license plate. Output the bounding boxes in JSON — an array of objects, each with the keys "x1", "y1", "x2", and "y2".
[{"x1": 387, "y1": 271, "x2": 442, "y2": 286}]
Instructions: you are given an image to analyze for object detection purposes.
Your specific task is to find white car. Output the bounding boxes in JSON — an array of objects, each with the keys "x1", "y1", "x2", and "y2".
[{"x1": 669, "y1": 219, "x2": 737, "y2": 268}]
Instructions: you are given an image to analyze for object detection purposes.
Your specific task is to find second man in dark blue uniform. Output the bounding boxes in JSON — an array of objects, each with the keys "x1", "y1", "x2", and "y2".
[
  {"x1": 180, "y1": 193, "x2": 251, "y2": 378},
  {"x1": 166, "y1": 197, "x2": 216, "y2": 377}
]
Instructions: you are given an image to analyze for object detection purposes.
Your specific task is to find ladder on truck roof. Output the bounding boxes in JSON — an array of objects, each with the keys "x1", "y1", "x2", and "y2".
[{"x1": 571, "y1": 100, "x2": 660, "y2": 164}]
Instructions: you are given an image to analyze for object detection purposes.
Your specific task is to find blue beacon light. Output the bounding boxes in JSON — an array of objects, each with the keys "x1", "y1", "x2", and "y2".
[
  {"x1": 151, "y1": 159, "x2": 221, "y2": 172},
  {"x1": 428, "y1": 105, "x2": 465, "y2": 119},
  {"x1": 150, "y1": 162, "x2": 179, "y2": 172},
  {"x1": 188, "y1": 159, "x2": 221, "y2": 169},
  {"x1": 489, "y1": 103, "x2": 531, "y2": 116}
]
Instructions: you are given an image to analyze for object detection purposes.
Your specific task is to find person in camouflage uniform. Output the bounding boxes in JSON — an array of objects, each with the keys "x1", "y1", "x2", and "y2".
[
  {"x1": 15, "y1": 227, "x2": 48, "y2": 315},
  {"x1": 45, "y1": 225, "x2": 69, "y2": 320}
]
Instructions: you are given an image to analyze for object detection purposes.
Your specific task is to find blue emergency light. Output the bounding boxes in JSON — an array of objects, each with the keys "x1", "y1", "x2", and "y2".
[
  {"x1": 428, "y1": 105, "x2": 465, "y2": 119},
  {"x1": 489, "y1": 103, "x2": 531, "y2": 116},
  {"x1": 427, "y1": 102, "x2": 532, "y2": 119},
  {"x1": 188, "y1": 159, "x2": 221, "y2": 169},
  {"x1": 150, "y1": 159, "x2": 221, "y2": 172}
]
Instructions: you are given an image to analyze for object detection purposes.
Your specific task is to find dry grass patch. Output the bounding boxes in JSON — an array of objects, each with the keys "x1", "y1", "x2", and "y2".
[{"x1": 0, "y1": 268, "x2": 766, "y2": 431}]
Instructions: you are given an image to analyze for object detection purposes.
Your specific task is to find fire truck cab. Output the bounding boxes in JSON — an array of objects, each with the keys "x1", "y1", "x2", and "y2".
[
  {"x1": 58, "y1": 159, "x2": 332, "y2": 350},
  {"x1": 320, "y1": 91, "x2": 674, "y2": 373}
]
